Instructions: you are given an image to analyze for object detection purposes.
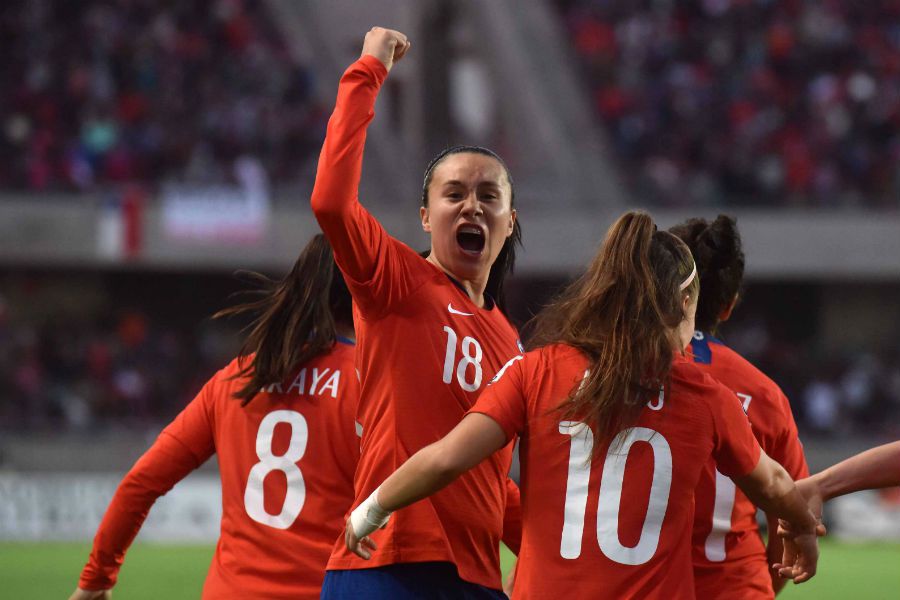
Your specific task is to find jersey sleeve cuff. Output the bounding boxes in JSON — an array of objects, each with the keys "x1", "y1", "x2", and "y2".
[
  {"x1": 354, "y1": 55, "x2": 389, "y2": 86},
  {"x1": 466, "y1": 408, "x2": 516, "y2": 446}
]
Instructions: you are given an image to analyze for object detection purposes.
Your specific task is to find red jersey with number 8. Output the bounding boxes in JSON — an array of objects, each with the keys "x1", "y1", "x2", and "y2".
[
  {"x1": 470, "y1": 344, "x2": 762, "y2": 599},
  {"x1": 313, "y1": 56, "x2": 522, "y2": 589},
  {"x1": 78, "y1": 342, "x2": 359, "y2": 599}
]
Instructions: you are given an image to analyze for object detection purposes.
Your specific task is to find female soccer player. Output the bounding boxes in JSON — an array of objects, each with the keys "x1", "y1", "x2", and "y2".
[
  {"x1": 69, "y1": 235, "x2": 359, "y2": 600},
  {"x1": 669, "y1": 216, "x2": 809, "y2": 598},
  {"x1": 346, "y1": 211, "x2": 820, "y2": 599},
  {"x1": 311, "y1": 27, "x2": 523, "y2": 598}
]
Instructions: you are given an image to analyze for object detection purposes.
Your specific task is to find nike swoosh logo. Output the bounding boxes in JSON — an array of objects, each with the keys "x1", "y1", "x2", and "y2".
[{"x1": 447, "y1": 303, "x2": 475, "y2": 316}]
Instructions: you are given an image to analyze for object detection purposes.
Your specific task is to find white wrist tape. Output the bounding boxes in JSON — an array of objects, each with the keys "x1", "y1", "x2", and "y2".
[{"x1": 349, "y1": 485, "x2": 392, "y2": 539}]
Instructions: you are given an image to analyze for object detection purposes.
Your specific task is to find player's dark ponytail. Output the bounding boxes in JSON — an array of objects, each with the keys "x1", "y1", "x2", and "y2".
[
  {"x1": 527, "y1": 211, "x2": 698, "y2": 452},
  {"x1": 422, "y1": 145, "x2": 522, "y2": 313},
  {"x1": 214, "y1": 234, "x2": 352, "y2": 405},
  {"x1": 669, "y1": 215, "x2": 744, "y2": 333}
]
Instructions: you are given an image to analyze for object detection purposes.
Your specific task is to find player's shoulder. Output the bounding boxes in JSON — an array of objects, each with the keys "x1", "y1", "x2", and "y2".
[{"x1": 670, "y1": 355, "x2": 740, "y2": 415}]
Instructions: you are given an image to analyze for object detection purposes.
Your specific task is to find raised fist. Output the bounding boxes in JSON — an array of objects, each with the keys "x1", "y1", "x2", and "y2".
[{"x1": 360, "y1": 27, "x2": 410, "y2": 72}]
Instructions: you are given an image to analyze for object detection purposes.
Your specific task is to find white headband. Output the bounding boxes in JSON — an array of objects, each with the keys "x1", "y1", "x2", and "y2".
[{"x1": 679, "y1": 262, "x2": 697, "y2": 292}]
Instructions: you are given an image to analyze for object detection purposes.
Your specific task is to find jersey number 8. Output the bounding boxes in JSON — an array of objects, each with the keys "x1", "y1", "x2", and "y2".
[{"x1": 244, "y1": 410, "x2": 308, "y2": 529}]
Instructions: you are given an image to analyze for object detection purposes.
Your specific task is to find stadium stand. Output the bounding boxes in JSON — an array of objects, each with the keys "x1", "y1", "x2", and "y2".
[
  {"x1": 557, "y1": 0, "x2": 900, "y2": 207},
  {"x1": 0, "y1": 0, "x2": 325, "y2": 192}
]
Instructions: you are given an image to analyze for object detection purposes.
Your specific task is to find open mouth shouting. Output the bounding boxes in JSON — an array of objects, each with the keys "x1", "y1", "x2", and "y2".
[{"x1": 456, "y1": 223, "x2": 486, "y2": 256}]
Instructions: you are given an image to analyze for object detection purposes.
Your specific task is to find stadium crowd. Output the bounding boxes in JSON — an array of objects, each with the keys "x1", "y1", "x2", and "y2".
[
  {"x1": 558, "y1": 0, "x2": 900, "y2": 207},
  {"x1": 0, "y1": 306, "x2": 235, "y2": 431},
  {"x1": 0, "y1": 0, "x2": 325, "y2": 192}
]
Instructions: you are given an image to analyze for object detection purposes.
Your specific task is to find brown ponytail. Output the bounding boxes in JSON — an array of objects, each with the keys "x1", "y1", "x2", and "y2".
[
  {"x1": 214, "y1": 234, "x2": 352, "y2": 405},
  {"x1": 527, "y1": 211, "x2": 699, "y2": 449}
]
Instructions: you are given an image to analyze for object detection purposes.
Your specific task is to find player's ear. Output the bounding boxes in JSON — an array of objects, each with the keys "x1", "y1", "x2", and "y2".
[
  {"x1": 420, "y1": 206, "x2": 432, "y2": 233},
  {"x1": 506, "y1": 208, "x2": 516, "y2": 238},
  {"x1": 719, "y1": 294, "x2": 739, "y2": 322}
]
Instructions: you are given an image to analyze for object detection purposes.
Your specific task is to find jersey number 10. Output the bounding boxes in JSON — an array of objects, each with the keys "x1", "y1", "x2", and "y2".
[{"x1": 559, "y1": 423, "x2": 673, "y2": 565}]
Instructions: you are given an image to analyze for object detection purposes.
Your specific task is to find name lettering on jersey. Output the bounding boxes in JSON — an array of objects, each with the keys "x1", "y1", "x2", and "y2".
[
  {"x1": 263, "y1": 367, "x2": 342, "y2": 398},
  {"x1": 647, "y1": 387, "x2": 665, "y2": 411},
  {"x1": 736, "y1": 392, "x2": 752, "y2": 414},
  {"x1": 447, "y1": 302, "x2": 474, "y2": 317}
]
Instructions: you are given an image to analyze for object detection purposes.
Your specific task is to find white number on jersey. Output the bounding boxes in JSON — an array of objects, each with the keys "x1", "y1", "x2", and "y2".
[
  {"x1": 704, "y1": 468, "x2": 737, "y2": 561},
  {"x1": 559, "y1": 423, "x2": 673, "y2": 565},
  {"x1": 244, "y1": 410, "x2": 308, "y2": 529},
  {"x1": 442, "y1": 325, "x2": 484, "y2": 392}
]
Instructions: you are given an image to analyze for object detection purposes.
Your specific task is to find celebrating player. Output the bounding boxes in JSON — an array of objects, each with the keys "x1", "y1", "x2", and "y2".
[
  {"x1": 69, "y1": 235, "x2": 359, "y2": 600},
  {"x1": 669, "y1": 216, "x2": 809, "y2": 598},
  {"x1": 346, "y1": 211, "x2": 820, "y2": 599},
  {"x1": 311, "y1": 27, "x2": 523, "y2": 597}
]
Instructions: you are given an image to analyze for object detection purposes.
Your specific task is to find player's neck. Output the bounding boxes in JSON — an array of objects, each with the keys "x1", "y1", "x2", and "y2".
[
  {"x1": 335, "y1": 321, "x2": 356, "y2": 343},
  {"x1": 426, "y1": 254, "x2": 488, "y2": 307}
]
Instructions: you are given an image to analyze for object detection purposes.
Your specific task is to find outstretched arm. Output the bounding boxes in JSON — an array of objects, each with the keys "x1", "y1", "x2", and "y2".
[
  {"x1": 345, "y1": 413, "x2": 508, "y2": 558},
  {"x1": 797, "y1": 441, "x2": 900, "y2": 520},
  {"x1": 71, "y1": 388, "x2": 216, "y2": 595}
]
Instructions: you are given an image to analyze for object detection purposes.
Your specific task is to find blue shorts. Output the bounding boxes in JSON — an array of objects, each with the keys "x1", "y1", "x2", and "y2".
[{"x1": 320, "y1": 562, "x2": 507, "y2": 600}]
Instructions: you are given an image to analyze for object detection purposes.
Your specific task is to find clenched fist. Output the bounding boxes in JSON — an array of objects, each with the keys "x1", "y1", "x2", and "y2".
[{"x1": 360, "y1": 27, "x2": 410, "y2": 72}]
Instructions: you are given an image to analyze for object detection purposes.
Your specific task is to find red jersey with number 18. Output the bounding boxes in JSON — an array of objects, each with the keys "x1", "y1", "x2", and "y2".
[
  {"x1": 78, "y1": 341, "x2": 359, "y2": 599},
  {"x1": 313, "y1": 56, "x2": 522, "y2": 589},
  {"x1": 471, "y1": 345, "x2": 762, "y2": 600},
  {"x1": 689, "y1": 332, "x2": 809, "y2": 599}
]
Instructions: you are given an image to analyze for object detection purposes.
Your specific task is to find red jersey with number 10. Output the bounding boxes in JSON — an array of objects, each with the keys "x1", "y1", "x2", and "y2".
[
  {"x1": 689, "y1": 332, "x2": 808, "y2": 599},
  {"x1": 78, "y1": 342, "x2": 359, "y2": 599},
  {"x1": 471, "y1": 345, "x2": 762, "y2": 600},
  {"x1": 312, "y1": 56, "x2": 522, "y2": 589}
]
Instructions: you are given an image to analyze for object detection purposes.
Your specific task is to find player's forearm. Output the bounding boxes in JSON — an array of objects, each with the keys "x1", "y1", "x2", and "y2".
[
  {"x1": 737, "y1": 456, "x2": 817, "y2": 534},
  {"x1": 79, "y1": 436, "x2": 201, "y2": 589},
  {"x1": 377, "y1": 441, "x2": 469, "y2": 511},
  {"x1": 814, "y1": 441, "x2": 900, "y2": 501},
  {"x1": 310, "y1": 56, "x2": 387, "y2": 220},
  {"x1": 79, "y1": 476, "x2": 158, "y2": 588}
]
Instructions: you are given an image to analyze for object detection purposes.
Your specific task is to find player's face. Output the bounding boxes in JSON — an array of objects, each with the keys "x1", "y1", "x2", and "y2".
[{"x1": 420, "y1": 153, "x2": 516, "y2": 283}]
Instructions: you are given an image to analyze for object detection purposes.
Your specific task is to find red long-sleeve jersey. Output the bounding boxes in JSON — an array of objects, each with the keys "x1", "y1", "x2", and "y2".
[
  {"x1": 472, "y1": 346, "x2": 763, "y2": 599},
  {"x1": 312, "y1": 56, "x2": 522, "y2": 589},
  {"x1": 79, "y1": 342, "x2": 359, "y2": 599},
  {"x1": 689, "y1": 332, "x2": 808, "y2": 599}
]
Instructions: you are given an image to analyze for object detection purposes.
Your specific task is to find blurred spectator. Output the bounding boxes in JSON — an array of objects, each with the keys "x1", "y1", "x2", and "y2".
[
  {"x1": 557, "y1": 0, "x2": 900, "y2": 208},
  {"x1": 0, "y1": 309, "x2": 236, "y2": 432},
  {"x1": 0, "y1": 0, "x2": 325, "y2": 192}
]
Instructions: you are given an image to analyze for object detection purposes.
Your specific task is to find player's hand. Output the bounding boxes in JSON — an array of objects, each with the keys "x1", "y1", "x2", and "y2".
[
  {"x1": 795, "y1": 476, "x2": 824, "y2": 523},
  {"x1": 773, "y1": 529, "x2": 819, "y2": 584},
  {"x1": 68, "y1": 587, "x2": 112, "y2": 600},
  {"x1": 360, "y1": 27, "x2": 410, "y2": 72},
  {"x1": 344, "y1": 517, "x2": 378, "y2": 560}
]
